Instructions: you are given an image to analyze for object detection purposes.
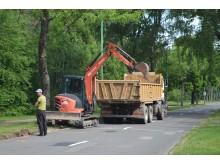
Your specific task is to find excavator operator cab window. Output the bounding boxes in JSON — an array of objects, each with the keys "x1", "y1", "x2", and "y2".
[{"x1": 64, "y1": 78, "x2": 83, "y2": 95}]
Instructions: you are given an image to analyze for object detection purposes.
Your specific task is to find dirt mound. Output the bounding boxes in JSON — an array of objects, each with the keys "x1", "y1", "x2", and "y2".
[
  {"x1": 124, "y1": 72, "x2": 161, "y2": 84},
  {"x1": 0, "y1": 129, "x2": 34, "y2": 141}
]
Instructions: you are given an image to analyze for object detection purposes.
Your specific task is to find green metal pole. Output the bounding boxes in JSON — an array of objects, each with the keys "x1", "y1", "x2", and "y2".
[
  {"x1": 100, "y1": 21, "x2": 104, "y2": 80},
  {"x1": 165, "y1": 52, "x2": 168, "y2": 100}
]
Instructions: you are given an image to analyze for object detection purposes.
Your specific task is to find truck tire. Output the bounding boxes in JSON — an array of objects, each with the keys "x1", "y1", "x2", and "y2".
[
  {"x1": 135, "y1": 105, "x2": 148, "y2": 124},
  {"x1": 147, "y1": 105, "x2": 153, "y2": 123},
  {"x1": 103, "y1": 117, "x2": 113, "y2": 124},
  {"x1": 157, "y1": 107, "x2": 164, "y2": 120}
]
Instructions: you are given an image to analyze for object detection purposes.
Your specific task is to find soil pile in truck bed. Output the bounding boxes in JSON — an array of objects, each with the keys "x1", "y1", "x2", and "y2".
[{"x1": 124, "y1": 72, "x2": 161, "y2": 84}]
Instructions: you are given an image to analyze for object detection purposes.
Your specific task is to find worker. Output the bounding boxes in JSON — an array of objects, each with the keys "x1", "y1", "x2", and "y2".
[{"x1": 35, "y1": 89, "x2": 47, "y2": 136}]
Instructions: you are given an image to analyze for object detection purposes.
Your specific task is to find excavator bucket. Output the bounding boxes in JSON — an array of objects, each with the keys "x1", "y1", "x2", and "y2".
[{"x1": 135, "y1": 62, "x2": 149, "y2": 78}]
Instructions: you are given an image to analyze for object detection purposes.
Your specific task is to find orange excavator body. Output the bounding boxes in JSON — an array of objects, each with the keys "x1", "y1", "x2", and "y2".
[{"x1": 54, "y1": 95, "x2": 83, "y2": 113}]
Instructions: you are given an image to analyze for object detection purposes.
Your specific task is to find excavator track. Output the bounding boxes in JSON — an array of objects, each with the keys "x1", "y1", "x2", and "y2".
[
  {"x1": 46, "y1": 111, "x2": 98, "y2": 128},
  {"x1": 75, "y1": 117, "x2": 99, "y2": 128}
]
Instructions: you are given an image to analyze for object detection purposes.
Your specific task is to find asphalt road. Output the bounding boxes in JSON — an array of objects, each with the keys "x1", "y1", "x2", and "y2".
[{"x1": 0, "y1": 102, "x2": 219, "y2": 155}]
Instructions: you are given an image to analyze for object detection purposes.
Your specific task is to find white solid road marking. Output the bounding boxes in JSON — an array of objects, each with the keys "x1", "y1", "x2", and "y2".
[
  {"x1": 123, "y1": 127, "x2": 131, "y2": 130},
  {"x1": 68, "y1": 141, "x2": 88, "y2": 147}
]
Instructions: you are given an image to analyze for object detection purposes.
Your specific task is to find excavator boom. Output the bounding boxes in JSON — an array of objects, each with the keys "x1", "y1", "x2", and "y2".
[{"x1": 85, "y1": 42, "x2": 149, "y2": 113}]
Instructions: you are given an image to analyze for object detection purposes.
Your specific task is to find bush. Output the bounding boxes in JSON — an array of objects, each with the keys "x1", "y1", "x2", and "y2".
[
  {"x1": 1, "y1": 104, "x2": 36, "y2": 117},
  {"x1": 168, "y1": 89, "x2": 181, "y2": 102}
]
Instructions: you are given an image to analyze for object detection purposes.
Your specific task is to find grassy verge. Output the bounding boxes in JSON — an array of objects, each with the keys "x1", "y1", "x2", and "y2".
[
  {"x1": 0, "y1": 122, "x2": 38, "y2": 136},
  {"x1": 168, "y1": 101, "x2": 208, "y2": 111},
  {"x1": 0, "y1": 121, "x2": 61, "y2": 137},
  {"x1": 170, "y1": 109, "x2": 220, "y2": 155},
  {"x1": 0, "y1": 115, "x2": 35, "y2": 122}
]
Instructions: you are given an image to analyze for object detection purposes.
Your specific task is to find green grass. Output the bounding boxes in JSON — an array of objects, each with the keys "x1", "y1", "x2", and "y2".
[
  {"x1": 0, "y1": 115, "x2": 35, "y2": 122},
  {"x1": 168, "y1": 101, "x2": 207, "y2": 111},
  {"x1": 0, "y1": 122, "x2": 38, "y2": 136},
  {"x1": 0, "y1": 122, "x2": 61, "y2": 136},
  {"x1": 170, "y1": 109, "x2": 220, "y2": 155}
]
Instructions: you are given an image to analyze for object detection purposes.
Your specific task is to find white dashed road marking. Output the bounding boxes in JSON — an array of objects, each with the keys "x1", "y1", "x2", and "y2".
[
  {"x1": 123, "y1": 127, "x2": 131, "y2": 130},
  {"x1": 139, "y1": 136, "x2": 153, "y2": 140},
  {"x1": 68, "y1": 141, "x2": 88, "y2": 147},
  {"x1": 164, "y1": 132, "x2": 176, "y2": 135}
]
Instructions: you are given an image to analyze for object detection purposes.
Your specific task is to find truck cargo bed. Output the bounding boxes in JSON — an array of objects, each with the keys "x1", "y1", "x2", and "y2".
[{"x1": 96, "y1": 80, "x2": 162, "y2": 103}]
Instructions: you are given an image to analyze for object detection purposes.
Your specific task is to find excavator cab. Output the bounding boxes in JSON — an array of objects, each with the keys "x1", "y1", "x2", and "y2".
[
  {"x1": 63, "y1": 76, "x2": 84, "y2": 98},
  {"x1": 54, "y1": 75, "x2": 85, "y2": 113}
]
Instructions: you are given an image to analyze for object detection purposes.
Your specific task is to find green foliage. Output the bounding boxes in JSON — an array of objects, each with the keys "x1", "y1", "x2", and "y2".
[
  {"x1": 100, "y1": 56, "x2": 128, "y2": 80},
  {"x1": 168, "y1": 89, "x2": 181, "y2": 102},
  {"x1": 46, "y1": 9, "x2": 144, "y2": 97},
  {"x1": 0, "y1": 10, "x2": 35, "y2": 116}
]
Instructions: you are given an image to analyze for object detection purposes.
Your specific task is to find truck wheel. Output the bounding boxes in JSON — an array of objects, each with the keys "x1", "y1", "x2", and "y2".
[
  {"x1": 143, "y1": 105, "x2": 149, "y2": 124},
  {"x1": 103, "y1": 117, "x2": 113, "y2": 124},
  {"x1": 157, "y1": 107, "x2": 164, "y2": 120},
  {"x1": 135, "y1": 105, "x2": 148, "y2": 124},
  {"x1": 147, "y1": 105, "x2": 153, "y2": 123}
]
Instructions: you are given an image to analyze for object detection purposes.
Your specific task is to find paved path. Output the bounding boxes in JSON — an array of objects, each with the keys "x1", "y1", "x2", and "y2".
[
  {"x1": 0, "y1": 119, "x2": 36, "y2": 125},
  {"x1": 0, "y1": 102, "x2": 219, "y2": 155}
]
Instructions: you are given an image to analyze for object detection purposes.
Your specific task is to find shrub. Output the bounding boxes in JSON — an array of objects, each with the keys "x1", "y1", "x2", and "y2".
[{"x1": 168, "y1": 89, "x2": 181, "y2": 102}]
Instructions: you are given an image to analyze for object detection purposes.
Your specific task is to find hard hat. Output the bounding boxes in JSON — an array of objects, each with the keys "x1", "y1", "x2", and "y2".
[{"x1": 36, "y1": 89, "x2": 43, "y2": 93}]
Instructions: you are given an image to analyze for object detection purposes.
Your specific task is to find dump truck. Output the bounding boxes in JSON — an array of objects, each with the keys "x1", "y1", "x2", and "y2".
[
  {"x1": 96, "y1": 72, "x2": 167, "y2": 124},
  {"x1": 46, "y1": 42, "x2": 149, "y2": 128}
]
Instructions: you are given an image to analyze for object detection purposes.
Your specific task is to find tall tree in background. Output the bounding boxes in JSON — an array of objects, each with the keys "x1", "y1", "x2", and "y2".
[{"x1": 38, "y1": 10, "x2": 50, "y2": 110}]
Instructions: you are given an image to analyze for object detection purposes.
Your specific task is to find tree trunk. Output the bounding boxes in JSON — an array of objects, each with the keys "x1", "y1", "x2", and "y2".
[
  {"x1": 191, "y1": 91, "x2": 195, "y2": 104},
  {"x1": 195, "y1": 92, "x2": 198, "y2": 104},
  {"x1": 38, "y1": 10, "x2": 50, "y2": 110},
  {"x1": 207, "y1": 85, "x2": 212, "y2": 102},
  {"x1": 180, "y1": 81, "x2": 184, "y2": 107}
]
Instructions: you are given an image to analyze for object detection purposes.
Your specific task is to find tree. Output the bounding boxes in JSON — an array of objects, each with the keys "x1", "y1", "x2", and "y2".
[
  {"x1": 38, "y1": 10, "x2": 50, "y2": 110},
  {"x1": 0, "y1": 10, "x2": 34, "y2": 115}
]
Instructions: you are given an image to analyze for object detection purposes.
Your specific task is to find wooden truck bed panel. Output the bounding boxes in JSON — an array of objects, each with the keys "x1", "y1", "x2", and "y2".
[
  {"x1": 96, "y1": 80, "x2": 162, "y2": 103},
  {"x1": 140, "y1": 83, "x2": 162, "y2": 101},
  {"x1": 96, "y1": 80, "x2": 140, "y2": 102},
  {"x1": 96, "y1": 72, "x2": 163, "y2": 103}
]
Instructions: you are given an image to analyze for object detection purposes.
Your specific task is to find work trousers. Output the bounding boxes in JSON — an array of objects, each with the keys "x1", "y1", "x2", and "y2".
[{"x1": 36, "y1": 110, "x2": 47, "y2": 135}]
